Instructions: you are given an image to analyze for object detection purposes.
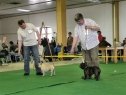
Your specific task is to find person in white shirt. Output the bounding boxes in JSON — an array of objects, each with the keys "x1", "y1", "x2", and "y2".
[
  {"x1": 17, "y1": 20, "x2": 42, "y2": 76},
  {"x1": 70, "y1": 13, "x2": 100, "y2": 67}
]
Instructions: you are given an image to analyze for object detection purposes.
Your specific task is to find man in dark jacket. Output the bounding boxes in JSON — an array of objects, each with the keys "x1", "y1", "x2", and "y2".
[
  {"x1": 99, "y1": 37, "x2": 112, "y2": 61},
  {"x1": 9, "y1": 41, "x2": 18, "y2": 52},
  {"x1": 44, "y1": 43, "x2": 55, "y2": 62}
]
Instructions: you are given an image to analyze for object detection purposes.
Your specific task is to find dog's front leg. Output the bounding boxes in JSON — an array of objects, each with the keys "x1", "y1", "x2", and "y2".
[
  {"x1": 42, "y1": 71, "x2": 45, "y2": 76},
  {"x1": 84, "y1": 75, "x2": 87, "y2": 80},
  {"x1": 94, "y1": 74, "x2": 98, "y2": 81},
  {"x1": 93, "y1": 73, "x2": 99, "y2": 81},
  {"x1": 53, "y1": 69, "x2": 55, "y2": 75},
  {"x1": 81, "y1": 71, "x2": 87, "y2": 80},
  {"x1": 50, "y1": 72, "x2": 53, "y2": 76},
  {"x1": 95, "y1": 72, "x2": 100, "y2": 81},
  {"x1": 88, "y1": 74, "x2": 92, "y2": 79},
  {"x1": 50, "y1": 69, "x2": 55, "y2": 76}
]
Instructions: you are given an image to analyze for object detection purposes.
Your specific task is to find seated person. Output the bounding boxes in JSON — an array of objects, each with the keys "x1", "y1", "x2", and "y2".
[
  {"x1": 0, "y1": 40, "x2": 9, "y2": 63},
  {"x1": 1, "y1": 43, "x2": 8, "y2": 49},
  {"x1": 0, "y1": 40, "x2": 3, "y2": 66},
  {"x1": 121, "y1": 39, "x2": 126, "y2": 46},
  {"x1": 9, "y1": 41, "x2": 18, "y2": 62},
  {"x1": 99, "y1": 37, "x2": 111, "y2": 47},
  {"x1": 41, "y1": 37, "x2": 48, "y2": 47},
  {"x1": 44, "y1": 43, "x2": 55, "y2": 62},
  {"x1": 1, "y1": 38, "x2": 8, "y2": 55},
  {"x1": 51, "y1": 37, "x2": 56, "y2": 48},
  {"x1": 119, "y1": 39, "x2": 126, "y2": 59},
  {"x1": 0, "y1": 40, "x2": 3, "y2": 51},
  {"x1": 67, "y1": 32, "x2": 73, "y2": 52},
  {"x1": 114, "y1": 38, "x2": 121, "y2": 47},
  {"x1": 9, "y1": 41, "x2": 18, "y2": 52},
  {"x1": 99, "y1": 37, "x2": 112, "y2": 61},
  {"x1": 77, "y1": 42, "x2": 82, "y2": 52},
  {"x1": 54, "y1": 43, "x2": 62, "y2": 56},
  {"x1": 1, "y1": 37, "x2": 8, "y2": 49},
  {"x1": 114, "y1": 38, "x2": 123, "y2": 60}
]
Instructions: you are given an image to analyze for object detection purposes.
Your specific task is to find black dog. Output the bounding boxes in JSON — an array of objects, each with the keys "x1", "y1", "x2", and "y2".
[{"x1": 79, "y1": 62, "x2": 101, "y2": 81}]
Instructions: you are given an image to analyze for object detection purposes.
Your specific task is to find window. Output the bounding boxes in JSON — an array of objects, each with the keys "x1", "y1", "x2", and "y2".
[{"x1": 35, "y1": 27, "x2": 53, "y2": 42}]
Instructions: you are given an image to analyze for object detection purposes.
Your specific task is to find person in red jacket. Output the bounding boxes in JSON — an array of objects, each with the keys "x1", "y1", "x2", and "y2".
[{"x1": 97, "y1": 31, "x2": 102, "y2": 42}]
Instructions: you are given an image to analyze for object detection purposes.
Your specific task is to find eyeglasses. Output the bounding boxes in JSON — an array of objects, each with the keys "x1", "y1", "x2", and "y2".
[{"x1": 75, "y1": 19, "x2": 83, "y2": 23}]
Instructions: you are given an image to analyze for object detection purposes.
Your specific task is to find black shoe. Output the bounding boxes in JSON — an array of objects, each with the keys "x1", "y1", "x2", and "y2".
[
  {"x1": 7, "y1": 61, "x2": 11, "y2": 63},
  {"x1": 24, "y1": 73, "x2": 29, "y2": 76},
  {"x1": 108, "y1": 60, "x2": 112, "y2": 62},
  {"x1": 36, "y1": 72, "x2": 43, "y2": 75}
]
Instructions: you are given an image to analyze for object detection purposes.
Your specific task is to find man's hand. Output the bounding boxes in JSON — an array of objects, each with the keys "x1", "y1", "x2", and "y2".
[
  {"x1": 85, "y1": 25, "x2": 92, "y2": 30},
  {"x1": 38, "y1": 40, "x2": 41, "y2": 45},
  {"x1": 70, "y1": 48, "x2": 74, "y2": 54},
  {"x1": 36, "y1": 31, "x2": 41, "y2": 45},
  {"x1": 18, "y1": 40, "x2": 22, "y2": 56},
  {"x1": 18, "y1": 51, "x2": 21, "y2": 56}
]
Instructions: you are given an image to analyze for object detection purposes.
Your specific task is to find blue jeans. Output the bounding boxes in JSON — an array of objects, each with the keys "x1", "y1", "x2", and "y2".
[
  {"x1": 8, "y1": 52, "x2": 19, "y2": 62},
  {"x1": 67, "y1": 45, "x2": 72, "y2": 52},
  {"x1": 24, "y1": 45, "x2": 41, "y2": 73}
]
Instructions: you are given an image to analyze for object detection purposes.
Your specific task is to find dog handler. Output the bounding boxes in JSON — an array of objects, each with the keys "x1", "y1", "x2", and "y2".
[
  {"x1": 70, "y1": 13, "x2": 100, "y2": 67},
  {"x1": 17, "y1": 20, "x2": 42, "y2": 76}
]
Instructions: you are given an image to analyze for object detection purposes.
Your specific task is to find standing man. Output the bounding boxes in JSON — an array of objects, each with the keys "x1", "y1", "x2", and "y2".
[
  {"x1": 70, "y1": 13, "x2": 100, "y2": 67},
  {"x1": 67, "y1": 32, "x2": 73, "y2": 52},
  {"x1": 17, "y1": 20, "x2": 42, "y2": 76},
  {"x1": 51, "y1": 37, "x2": 56, "y2": 48},
  {"x1": 97, "y1": 31, "x2": 102, "y2": 42}
]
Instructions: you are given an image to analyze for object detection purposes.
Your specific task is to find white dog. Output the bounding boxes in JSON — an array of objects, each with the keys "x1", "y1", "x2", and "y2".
[
  {"x1": 32, "y1": 56, "x2": 55, "y2": 76},
  {"x1": 40, "y1": 63, "x2": 55, "y2": 76}
]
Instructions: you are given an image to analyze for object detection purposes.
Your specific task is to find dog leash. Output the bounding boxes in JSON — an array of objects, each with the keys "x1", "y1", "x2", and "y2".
[
  {"x1": 40, "y1": 22, "x2": 55, "y2": 66},
  {"x1": 83, "y1": 28, "x2": 88, "y2": 64}
]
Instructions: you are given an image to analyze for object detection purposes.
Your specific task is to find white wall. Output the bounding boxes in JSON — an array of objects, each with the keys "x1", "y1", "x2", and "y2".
[
  {"x1": 0, "y1": 15, "x2": 29, "y2": 43},
  {"x1": 0, "y1": 3, "x2": 116, "y2": 46},
  {"x1": 0, "y1": 12, "x2": 57, "y2": 44},
  {"x1": 29, "y1": 12, "x2": 57, "y2": 30},
  {"x1": 0, "y1": 20, "x2": 1, "y2": 32},
  {"x1": 119, "y1": 1, "x2": 126, "y2": 42},
  {"x1": 0, "y1": 20, "x2": 2, "y2": 38},
  {"x1": 1, "y1": 15, "x2": 29, "y2": 34}
]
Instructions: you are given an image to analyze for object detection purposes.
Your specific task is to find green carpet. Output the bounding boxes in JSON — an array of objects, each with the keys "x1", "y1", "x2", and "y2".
[{"x1": 0, "y1": 62, "x2": 126, "y2": 95}]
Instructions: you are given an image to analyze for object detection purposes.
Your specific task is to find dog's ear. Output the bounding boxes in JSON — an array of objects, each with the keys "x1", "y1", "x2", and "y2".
[
  {"x1": 79, "y1": 63, "x2": 83, "y2": 69},
  {"x1": 79, "y1": 63, "x2": 82, "y2": 67}
]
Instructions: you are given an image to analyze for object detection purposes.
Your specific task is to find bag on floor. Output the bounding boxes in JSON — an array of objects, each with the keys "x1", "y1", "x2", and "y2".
[
  {"x1": 0, "y1": 49, "x2": 8, "y2": 56},
  {"x1": 0, "y1": 53, "x2": 5, "y2": 58}
]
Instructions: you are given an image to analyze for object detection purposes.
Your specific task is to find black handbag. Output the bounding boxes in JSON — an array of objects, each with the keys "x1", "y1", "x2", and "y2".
[
  {"x1": 0, "y1": 53, "x2": 5, "y2": 58},
  {"x1": 0, "y1": 49, "x2": 9, "y2": 56}
]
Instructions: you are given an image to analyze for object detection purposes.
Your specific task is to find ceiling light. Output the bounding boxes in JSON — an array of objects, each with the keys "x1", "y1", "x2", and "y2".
[
  {"x1": 87, "y1": 0, "x2": 99, "y2": 3},
  {"x1": 45, "y1": 0, "x2": 52, "y2": 4},
  {"x1": 29, "y1": 0, "x2": 39, "y2": 3},
  {"x1": 17, "y1": 9, "x2": 31, "y2": 12},
  {"x1": 46, "y1": 0, "x2": 51, "y2": 1}
]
